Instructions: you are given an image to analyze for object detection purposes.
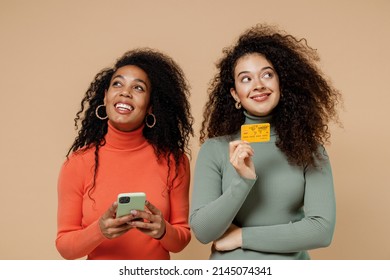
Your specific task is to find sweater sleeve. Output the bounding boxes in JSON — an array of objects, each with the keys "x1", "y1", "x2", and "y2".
[
  {"x1": 158, "y1": 155, "x2": 192, "y2": 253},
  {"x1": 190, "y1": 139, "x2": 256, "y2": 244},
  {"x1": 55, "y1": 156, "x2": 106, "y2": 259},
  {"x1": 241, "y1": 147, "x2": 336, "y2": 253}
]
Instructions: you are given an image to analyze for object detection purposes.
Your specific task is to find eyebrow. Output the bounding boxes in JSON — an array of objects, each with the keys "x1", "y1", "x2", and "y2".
[
  {"x1": 112, "y1": 75, "x2": 149, "y2": 88},
  {"x1": 236, "y1": 66, "x2": 274, "y2": 77}
]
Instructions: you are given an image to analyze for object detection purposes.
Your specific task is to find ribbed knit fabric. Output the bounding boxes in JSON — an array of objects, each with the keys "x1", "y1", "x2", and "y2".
[
  {"x1": 190, "y1": 112, "x2": 335, "y2": 259},
  {"x1": 56, "y1": 122, "x2": 191, "y2": 259}
]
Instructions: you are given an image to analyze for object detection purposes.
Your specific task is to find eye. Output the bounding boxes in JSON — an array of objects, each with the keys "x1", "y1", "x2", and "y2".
[
  {"x1": 134, "y1": 85, "x2": 145, "y2": 92},
  {"x1": 262, "y1": 71, "x2": 274, "y2": 79},
  {"x1": 241, "y1": 76, "x2": 251, "y2": 83},
  {"x1": 112, "y1": 80, "x2": 122, "y2": 87}
]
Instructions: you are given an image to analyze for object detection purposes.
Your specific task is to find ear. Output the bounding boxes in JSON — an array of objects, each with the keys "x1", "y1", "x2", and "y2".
[
  {"x1": 147, "y1": 105, "x2": 153, "y2": 114},
  {"x1": 230, "y1": 88, "x2": 239, "y2": 102}
]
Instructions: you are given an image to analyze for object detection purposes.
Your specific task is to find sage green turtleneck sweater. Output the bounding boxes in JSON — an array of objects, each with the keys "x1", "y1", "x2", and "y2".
[{"x1": 190, "y1": 112, "x2": 335, "y2": 259}]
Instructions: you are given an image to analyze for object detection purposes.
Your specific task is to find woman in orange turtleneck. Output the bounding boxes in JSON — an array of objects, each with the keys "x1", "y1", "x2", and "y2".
[{"x1": 56, "y1": 48, "x2": 193, "y2": 260}]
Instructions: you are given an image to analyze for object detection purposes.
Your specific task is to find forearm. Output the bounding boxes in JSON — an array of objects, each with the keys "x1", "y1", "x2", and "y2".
[
  {"x1": 56, "y1": 160, "x2": 106, "y2": 259},
  {"x1": 241, "y1": 216, "x2": 335, "y2": 253},
  {"x1": 159, "y1": 221, "x2": 191, "y2": 253},
  {"x1": 56, "y1": 220, "x2": 106, "y2": 259},
  {"x1": 190, "y1": 175, "x2": 255, "y2": 244},
  {"x1": 242, "y1": 151, "x2": 336, "y2": 253},
  {"x1": 159, "y1": 156, "x2": 191, "y2": 253}
]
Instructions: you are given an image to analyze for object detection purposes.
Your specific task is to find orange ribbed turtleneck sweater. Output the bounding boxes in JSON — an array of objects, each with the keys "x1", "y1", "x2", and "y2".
[{"x1": 56, "y1": 122, "x2": 191, "y2": 259}]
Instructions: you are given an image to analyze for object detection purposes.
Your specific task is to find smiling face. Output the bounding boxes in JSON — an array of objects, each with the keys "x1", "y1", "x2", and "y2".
[
  {"x1": 104, "y1": 65, "x2": 151, "y2": 132},
  {"x1": 230, "y1": 53, "x2": 281, "y2": 117}
]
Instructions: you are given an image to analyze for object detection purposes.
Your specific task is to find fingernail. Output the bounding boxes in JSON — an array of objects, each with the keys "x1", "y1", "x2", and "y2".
[{"x1": 130, "y1": 210, "x2": 137, "y2": 215}]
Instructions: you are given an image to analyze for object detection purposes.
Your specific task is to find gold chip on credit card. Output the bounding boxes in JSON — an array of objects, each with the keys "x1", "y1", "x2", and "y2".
[{"x1": 241, "y1": 123, "x2": 270, "y2": 142}]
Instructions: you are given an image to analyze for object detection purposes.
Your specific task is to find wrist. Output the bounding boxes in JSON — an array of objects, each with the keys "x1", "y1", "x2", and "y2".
[
  {"x1": 155, "y1": 227, "x2": 166, "y2": 240},
  {"x1": 236, "y1": 228, "x2": 243, "y2": 247}
]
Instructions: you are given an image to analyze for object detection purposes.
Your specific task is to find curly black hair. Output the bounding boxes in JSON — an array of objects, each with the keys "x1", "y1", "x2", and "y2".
[
  {"x1": 200, "y1": 23, "x2": 342, "y2": 167},
  {"x1": 67, "y1": 48, "x2": 194, "y2": 195}
]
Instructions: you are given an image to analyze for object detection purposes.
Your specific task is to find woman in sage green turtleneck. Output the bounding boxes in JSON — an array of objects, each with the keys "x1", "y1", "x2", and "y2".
[{"x1": 190, "y1": 23, "x2": 342, "y2": 260}]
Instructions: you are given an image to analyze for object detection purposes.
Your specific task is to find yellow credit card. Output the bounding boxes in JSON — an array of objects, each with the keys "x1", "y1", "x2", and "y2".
[{"x1": 241, "y1": 123, "x2": 270, "y2": 142}]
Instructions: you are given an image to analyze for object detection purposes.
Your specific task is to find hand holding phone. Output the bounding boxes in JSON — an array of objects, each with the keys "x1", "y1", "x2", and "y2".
[{"x1": 116, "y1": 192, "x2": 146, "y2": 218}]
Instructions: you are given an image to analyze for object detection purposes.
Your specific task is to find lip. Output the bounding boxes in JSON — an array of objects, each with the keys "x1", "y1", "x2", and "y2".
[
  {"x1": 250, "y1": 93, "x2": 271, "y2": 102},
  {"x1": 114, "y1": 102, "x2": 134, "y2": 114}
]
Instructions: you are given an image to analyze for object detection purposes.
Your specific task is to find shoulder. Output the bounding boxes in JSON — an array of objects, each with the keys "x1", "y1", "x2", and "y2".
[
  {"x1": 62, "y1": 148, "x2": 95, "y2": 170},
  {"x1": 305, "y1": 145, "x2": 333, "y2": 172},
  {"x1": 200, "y1": 136, "x2": 232, "y2": 152},
  {"x1": 58, "y1": 148, "x2": 96, "y2": 187},
  {"x1": 196, "y1": 135, "x2": 234, "y2": 165}
]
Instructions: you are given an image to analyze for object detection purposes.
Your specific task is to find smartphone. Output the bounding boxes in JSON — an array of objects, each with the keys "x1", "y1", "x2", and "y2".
[{"x1": 116, "y1": 192, "x2": 146, "y2": 218}]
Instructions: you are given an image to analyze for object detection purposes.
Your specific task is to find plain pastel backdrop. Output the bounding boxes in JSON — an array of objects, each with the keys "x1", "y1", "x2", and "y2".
[{"x1": 0, "y1": 0, "x2": 389, "y2": 259}]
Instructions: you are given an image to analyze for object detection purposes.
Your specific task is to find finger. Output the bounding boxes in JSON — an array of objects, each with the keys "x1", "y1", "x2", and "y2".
[
  {"x1": 130, "y1": 201, "x2": 162, "y2": 223},
  {"x1": 99, "y1": 203, "x2": 135, "y2": 239},
  {"x1": 230, "y1": 141, "x2": 253, "y2": 159},
  {"x1": 103, "y1": 202, "x2": 137, "y2": 227},
  {"x1": 229, "y1": 140, "x2": 245, "y2": 156},
  {"x1": 132, "y1": 218, "x2": 165, "y2": 239},
  {"x1": 117, "y1": 214, "x2": 139, "y2": 224},
  {"x1": 231, "y1": 146, "x2": 254, "y2": 164},
  {"x1": 144, "y1": 200, "x2": 161, "y2": 216},
  {"x1": 130, "y1": 208, "x2": 163, "y2": 229},
  {"x1": 105, "y1": 224, "x2": 134, "y2": 239},
  {"x1": 238, "y1": 149, "x2": 253, "y2": 160},
  {"x1": 130, "y1": 209, "x2": 156, "y2": 224},
  {"x1": 111, "y1": 223, "x2": 134, "y2": 233},
  {"x1": 229, "y1": 140, "x2": 251, "y2": 149},
  {"x1": 131, "y1": 219, "x2": 158, "y2": 230}
]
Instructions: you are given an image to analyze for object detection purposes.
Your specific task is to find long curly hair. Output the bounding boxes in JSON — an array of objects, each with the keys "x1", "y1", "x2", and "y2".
[
  {"x1": 67, "y1": 48, "x2": 194, "y2": 195},
  {"x1": 200, "y1": 23, "x2": 342, "y2": 167}
]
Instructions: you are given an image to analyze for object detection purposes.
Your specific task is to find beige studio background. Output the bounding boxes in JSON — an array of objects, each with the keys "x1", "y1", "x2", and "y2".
[{"x1": 0, "y1": 0, "x2": 389, "y2": 260}]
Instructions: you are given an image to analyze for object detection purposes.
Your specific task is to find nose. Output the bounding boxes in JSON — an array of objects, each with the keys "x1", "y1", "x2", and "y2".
[
  {"x1": 254, "y1": 78, "x2": 266, "y2": 91},
  {"x1": 120, "y1": 88, "x2": 133, "y2": 98}
]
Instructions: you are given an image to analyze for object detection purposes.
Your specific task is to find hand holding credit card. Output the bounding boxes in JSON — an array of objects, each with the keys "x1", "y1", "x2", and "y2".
[{"x1": 241, "y1": 123, "x2": 270, "y2": 142}]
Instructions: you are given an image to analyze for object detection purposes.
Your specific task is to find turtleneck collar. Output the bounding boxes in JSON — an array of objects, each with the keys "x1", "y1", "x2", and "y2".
[
  {"x1": 243, "y1": 111, "x2": 276, "y2": 136},
  {"x1": 105, "y1": 121, "x2": 148, "y2": 150}
]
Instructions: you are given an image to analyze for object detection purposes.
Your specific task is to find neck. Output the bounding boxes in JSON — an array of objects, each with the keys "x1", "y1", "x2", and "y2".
[
  {"x1": 243, "y1": 111, "x2": 276, "y2": 136},
  {"x1": 105, "y1": 122, "x2": 148, "y2": 150},
  {"x1": 244, "y1": 111, "x2": 273, "y2": 124}
]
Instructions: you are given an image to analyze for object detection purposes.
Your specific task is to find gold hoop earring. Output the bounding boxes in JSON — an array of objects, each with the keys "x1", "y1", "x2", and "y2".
[
  {"x1": 235, "y1": 101, "x2": 242, "y2": 109},
  {"x1": 145, "y1": 113, "x2": 156, "y2": 128},
  {"x1": 95, "y1": 104, "x2": 108, "y2": 120}
]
